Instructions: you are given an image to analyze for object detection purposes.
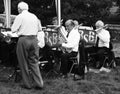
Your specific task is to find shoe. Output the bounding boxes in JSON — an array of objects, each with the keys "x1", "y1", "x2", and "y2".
[
  {"x1": 89, "y1": 68, "x2": 100, "y2": 73},
  {"x1": 74, "y1": 75, "x2": 84, "y2": 81},
  {"x1": 99, "y1": 67, "x2": 111, "y2": 73}
]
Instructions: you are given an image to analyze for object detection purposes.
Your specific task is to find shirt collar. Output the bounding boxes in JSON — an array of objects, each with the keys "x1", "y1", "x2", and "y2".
[{"x1": 21, "y1": 10, "x2": 28, "y2": 14}]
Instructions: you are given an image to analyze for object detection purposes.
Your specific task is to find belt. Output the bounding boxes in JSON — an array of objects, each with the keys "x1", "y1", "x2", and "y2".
[{"x1": 19, "y1": 35, "x2": 37, "y2": 37}]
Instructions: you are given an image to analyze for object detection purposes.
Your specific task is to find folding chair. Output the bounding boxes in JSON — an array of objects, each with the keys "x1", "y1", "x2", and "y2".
[
  {"x1": 68, "y1": 50, "x2": 80, "y2": 79},
  {"x1": 69, "y1": 53, "x2": 79, "y2": 73},
  {"x1": 100, "y1": 42, "x2": 116, "y2": 69},
  {"x1": 102, "y1": 51, "x2": 116, "y2": 68}
]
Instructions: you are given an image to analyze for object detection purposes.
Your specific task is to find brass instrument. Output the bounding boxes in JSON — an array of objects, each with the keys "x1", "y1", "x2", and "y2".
[
  {"x1": 0, "y1": 27, "x2": 12, "y2": 44},
  {"x1": 95, "y1": 24, "x2": 108, "y2": 33},
  {"x1": 4, "y1": 35, "x2": 12, "y2": 44}
]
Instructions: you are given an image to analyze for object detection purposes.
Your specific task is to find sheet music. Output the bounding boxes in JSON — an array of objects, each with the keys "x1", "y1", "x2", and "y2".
[{"x1": 1, "y1": 31, "x2": 18, "y2": 37}]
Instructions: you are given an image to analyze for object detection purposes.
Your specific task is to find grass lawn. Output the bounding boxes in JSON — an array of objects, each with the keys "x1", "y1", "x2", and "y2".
[{"x1": 0, "y1": 42, "x2": 120, "y2": 94}]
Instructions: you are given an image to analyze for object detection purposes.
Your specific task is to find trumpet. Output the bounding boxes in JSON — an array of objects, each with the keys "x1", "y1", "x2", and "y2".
[{"x1": 95, "y1": 24, "x2": 108, "y2": 33}]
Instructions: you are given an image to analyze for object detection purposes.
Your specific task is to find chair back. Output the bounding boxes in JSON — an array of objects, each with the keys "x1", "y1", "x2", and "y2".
[{"x1": 109, "y1": 42, "x2": 113, "y2": 51}]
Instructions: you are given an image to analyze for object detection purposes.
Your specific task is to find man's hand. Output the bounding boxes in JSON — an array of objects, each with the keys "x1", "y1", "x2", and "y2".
[{"x1": 7, "y1": 32, "x2": 18, "y2": 37}]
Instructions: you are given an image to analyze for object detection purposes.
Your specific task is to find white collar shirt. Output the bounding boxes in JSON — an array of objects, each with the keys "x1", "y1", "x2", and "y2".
[
  {"x1": 62, "y1": 28, "x2": 80, "y2": 52},
  {"x1": 60, "y1": 26, "x2": 67, "y2": 37},
  {"x1": 11, "y1": 10, "x2": 42, "y2": 36},
  {"x1": 58, "y1": 26, "x2": 68, "y2": 43},
  {"x1": 97, "y1": 29, "x2": 110, "y2": 48}
]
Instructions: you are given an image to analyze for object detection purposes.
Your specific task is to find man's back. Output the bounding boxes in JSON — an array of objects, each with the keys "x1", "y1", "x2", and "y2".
[
  {"x1": 98, "y1": 29, "x2": 110, "y2": 48},
  {"x1": 18, "y1": 10, "x2": 38, "y2": 35},
  {"x1": 12, "y1": 10, "x2": 39, "y2": 36}
]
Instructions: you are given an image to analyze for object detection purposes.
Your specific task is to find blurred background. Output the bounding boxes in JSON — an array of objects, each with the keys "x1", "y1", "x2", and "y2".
[{"x1": 0, "y1": 0, "x2": 120, "y2": 26}]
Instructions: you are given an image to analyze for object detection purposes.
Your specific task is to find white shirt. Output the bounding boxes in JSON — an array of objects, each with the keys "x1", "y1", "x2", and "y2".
[
  {"x1": 11, "y1": 10, "x2": 42, "y2": 36},
  {"x1": 37, "y1": 31, "x2": 45, "y2": 48},
  {"x1": 59, "y1": 26, "x2": 67, "y2": 38},
  {"x1": 97, "y1": 29, "x2": 110, "y2": 48},
  {"x1": 62, "y1": 27, "x2": 80, "y2": 52},
  {"x1": 58, "y1": 26, "x2": 68, "y2": 44}
]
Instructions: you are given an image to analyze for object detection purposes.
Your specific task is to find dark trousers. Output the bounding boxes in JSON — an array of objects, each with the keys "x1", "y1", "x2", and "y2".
[
  {"x1": 96, "y1": 47, "x2": 109, "y2": 68},
  {"x1": 16, "y1": 36, "x2": 43, "y2": 88},
  {"x1": 84, "y1": 46, "x2": 97, "y2": 62},
  {"x1": 60, "y1": 52, "x2": 77, "y2": 75},
  {"x1": 51, "y1": 49, "x2": 62, "y2": 72},
  {"x1": 78, "y1": 45, "x2": 87, "y2": 76},
  {"x1": 85, "y1": 46, "x2": 109, "y2": 68}
]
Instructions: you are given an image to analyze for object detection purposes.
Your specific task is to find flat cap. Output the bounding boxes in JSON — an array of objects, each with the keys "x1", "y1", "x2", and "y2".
[
  {"x1": 95, "y1": 20, "x2": 104, "y2": 28},
  {"x1": 18, "y1": 2, "x2": 29, "y2": 10}
]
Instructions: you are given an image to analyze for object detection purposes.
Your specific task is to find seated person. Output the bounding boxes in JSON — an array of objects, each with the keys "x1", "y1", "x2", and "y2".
[
  {"x1": 85, "y1": 20, "x2": 111, "y2": 70},
  {"x1": 59, "y1": 19, "x2": 80, "y2": 78},
  {"x1": 94, "y1": 20, "x2": 111, "y2": 69}
]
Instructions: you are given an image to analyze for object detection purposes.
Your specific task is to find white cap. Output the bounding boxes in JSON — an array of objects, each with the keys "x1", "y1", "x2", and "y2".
[
  {"x1": 74, "y1": 20, "x2": 79, "y2": 26},
  {"x1": 18, "y1": 2, "x2": 29, "y2": 10},
  {"x1": 95, "y1": 20, "x2": 104, "y2": 28}
]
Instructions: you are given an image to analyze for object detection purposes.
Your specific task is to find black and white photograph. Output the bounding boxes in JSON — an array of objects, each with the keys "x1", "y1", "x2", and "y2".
[{"x1": 0, "y1": 0, "x2": 120, "y2": 94}]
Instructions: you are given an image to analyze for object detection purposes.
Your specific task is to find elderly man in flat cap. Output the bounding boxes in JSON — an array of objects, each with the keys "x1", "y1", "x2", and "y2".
[
  {"x1": 11, "y1": 2, "x2": 43, "y2": 89},
  {"x1": 59, "y1": 19, "x2": 80, "y2": 78},
  {"x1": 94, "y1": 20, "x2": 111, "y2": 72},
  {"x1": 84, "y1": 20, "x2": 111, "y2": 73}
]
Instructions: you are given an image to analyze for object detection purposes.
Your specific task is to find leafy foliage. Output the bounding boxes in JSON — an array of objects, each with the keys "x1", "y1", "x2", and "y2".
[{"x1": 0, "y1": 0, "x2": 120, "y2": 26}]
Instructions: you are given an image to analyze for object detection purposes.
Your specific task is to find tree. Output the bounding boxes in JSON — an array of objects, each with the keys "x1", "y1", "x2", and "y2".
[
  {"x1": 0, "y1": 0, "x2": 4, "y2": 13},
  {"x1": 0, "y1": 0, "x2": 120, "y2": 26},
  {"x1": 61, "y1": 0, "x2": 113, "y2": 26}
]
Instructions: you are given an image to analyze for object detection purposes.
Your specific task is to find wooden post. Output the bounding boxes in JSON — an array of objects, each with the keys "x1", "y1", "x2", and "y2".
[
  {"x1": 55, "y1": 0, "x2": 61, "y2": 26},
  {"x1": 4, "y1": 0, "x2": 11, "y2": 28}
]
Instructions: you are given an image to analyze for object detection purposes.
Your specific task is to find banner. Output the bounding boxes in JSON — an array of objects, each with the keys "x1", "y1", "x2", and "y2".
[
  {"x1": 44, "y1": 27, "x2": 97, "y2": 47},
  {"x1": 78, "y1": 28, "x2": 97, "y2": 46},
  {"x1": 44, "y1": 28, "x2": 59, "y2": 47}
]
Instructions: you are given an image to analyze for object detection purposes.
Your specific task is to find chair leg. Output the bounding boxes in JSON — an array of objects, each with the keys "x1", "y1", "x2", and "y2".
[
  {"x1": 69, "y1": 63, "x2": 75, "y2": 74},
  {"x1": 112, "y1": 60, "x2": 116, "y2": 68},
  {"x1": 108, "y1": 59, "x2": 116, "y2": 68},
  {"x1": 73, "y1": 73, "x2": 76, "y2": 80},
  {"x1": 101, "y1": 56, "x2": 108, "y2": 68}
]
